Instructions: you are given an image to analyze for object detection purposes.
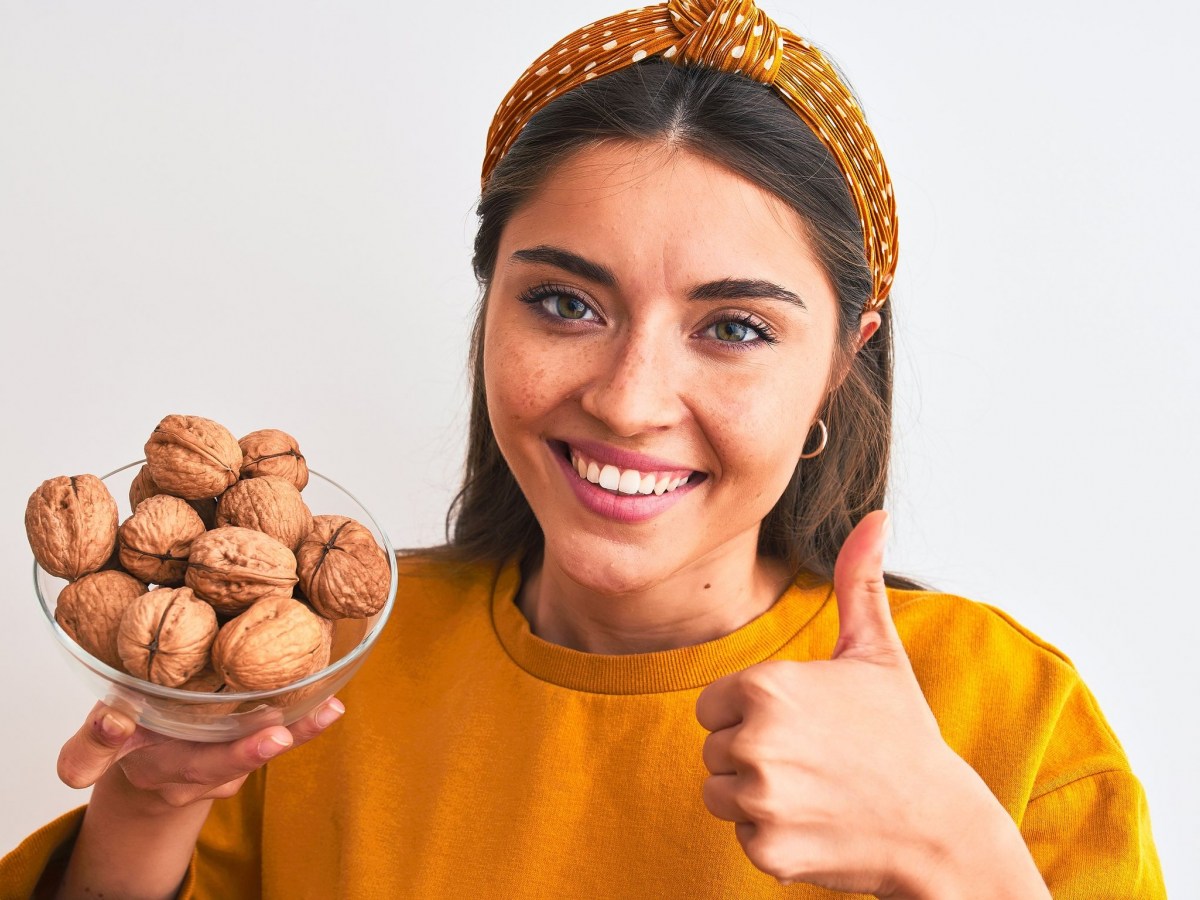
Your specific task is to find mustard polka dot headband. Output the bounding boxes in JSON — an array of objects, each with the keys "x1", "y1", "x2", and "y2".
[{"x1": 483, "y1": 0, "x2": 898, "y2": 310}]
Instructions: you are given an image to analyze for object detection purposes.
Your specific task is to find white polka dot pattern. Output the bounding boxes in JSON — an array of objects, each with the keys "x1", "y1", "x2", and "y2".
[{"x1": 482, "y1": 0, "x2": 899, "y2": 309}]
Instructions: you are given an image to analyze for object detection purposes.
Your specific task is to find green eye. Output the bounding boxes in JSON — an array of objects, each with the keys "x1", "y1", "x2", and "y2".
[
  {"x1": 713, "y1": 321, "x2": 755, "y2": 342},
  {"x1": 554, "y1": 295, "x2": 590, "y2": 320}
]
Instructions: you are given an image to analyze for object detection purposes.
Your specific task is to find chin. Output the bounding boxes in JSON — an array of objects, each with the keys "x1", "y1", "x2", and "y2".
[{"x1": 544, "y1": 535, "x2": 681, "y2": 598}]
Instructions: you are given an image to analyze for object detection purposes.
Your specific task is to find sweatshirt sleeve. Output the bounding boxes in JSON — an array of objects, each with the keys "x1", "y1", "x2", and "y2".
[
  {"x1": 1021, "y1": 769, "x2": 1164, "y2": 898},
  {"x1": 0, "y1": 767, "x2": 265, "y2": 900},
  {"x1": 1018, "y1": 676, "x2": 1166, "y2": 899},
  {"x1": 0, "y1": 806, "x2": 85, "y2": 900}
]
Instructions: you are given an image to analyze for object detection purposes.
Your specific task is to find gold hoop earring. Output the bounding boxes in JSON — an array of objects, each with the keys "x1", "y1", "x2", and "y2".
[{"x1": 799, "y1": 419, "x2": 828, "y2": 460}]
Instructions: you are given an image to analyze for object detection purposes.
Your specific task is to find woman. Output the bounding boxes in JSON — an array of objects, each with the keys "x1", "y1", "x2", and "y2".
[{"x1": 2, "y1": 1, "x2": 1164, "y2": 897}]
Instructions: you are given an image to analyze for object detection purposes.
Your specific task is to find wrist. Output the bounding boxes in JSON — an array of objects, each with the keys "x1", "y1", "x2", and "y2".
[
  {"x1": 890, "y1": 755, "x2": 1050, "y2": 900},
  {"x1": 93, "y1": 762, "x2": 214, "y2": 823}
]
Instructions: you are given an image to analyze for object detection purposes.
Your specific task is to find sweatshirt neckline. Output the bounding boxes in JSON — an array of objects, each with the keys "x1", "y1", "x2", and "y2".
[{"x1": 489, "y1": 560, "x2": 833, "y2": 694}]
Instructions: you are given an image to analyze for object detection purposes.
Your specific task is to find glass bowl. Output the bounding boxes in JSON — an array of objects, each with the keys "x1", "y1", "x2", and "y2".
[{"x1": 33, "y1": 461, "x2": 398, "y2": 742}]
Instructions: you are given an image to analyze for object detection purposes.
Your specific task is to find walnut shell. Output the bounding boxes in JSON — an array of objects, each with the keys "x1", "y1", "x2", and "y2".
[
  {"x1": 216, "y1": 476, "x2": 313, "y2": 552},
  {"x1": 144, "y1": 415, "x2": 242, "y2": 501},
  {"x1": 178, "y1": 665, "x2": 227, "y2": 693},
  {"x1": 117, "y1": 587, "x2": 218, "y2": 687},
  {"x1": 118, "y1": 495, "x2": 207, "y2": 586},
  {"x1": 25, "y1": 475, "x2": 119, "y2": 581},
  {"x1": 212, "y1": 596, "x2": 332, "y2": 692},
  {"x1": 54, "y1": 570, "x2": 147, "y2": 671},
  {"x1": 185, "y1": 526, "x2": 298, "y2": 617},
  {"x1": 239, "y1": 429, "x2": 308, "y2": 491},
  {"x1": 130, "y1": 465, "x2": 217, "y2": 529},
  {"x1": 296, "y1": 515, "x2": 390, "y2": 619},
  {"x1": 171, "y1": 665, "x2": 239, "y2": 714}
]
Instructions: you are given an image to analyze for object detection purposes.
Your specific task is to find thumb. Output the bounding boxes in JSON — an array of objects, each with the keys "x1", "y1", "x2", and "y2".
[
  {"x1": 57, "y1": 703, "x2": 138, "y2": 789},
  {"x1": 831, "y1": 510, "x2": 902, "y2": 662}
]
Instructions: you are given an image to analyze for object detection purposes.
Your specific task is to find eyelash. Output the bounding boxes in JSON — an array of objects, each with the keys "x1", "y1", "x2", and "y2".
[{"x1": 516, "y1": 282, "x2": 780, "y2": 349}]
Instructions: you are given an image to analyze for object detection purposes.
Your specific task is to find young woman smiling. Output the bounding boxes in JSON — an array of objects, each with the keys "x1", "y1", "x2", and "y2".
[{"x1": 2, "y1": 2, "x2": 1165, "y2": 897}]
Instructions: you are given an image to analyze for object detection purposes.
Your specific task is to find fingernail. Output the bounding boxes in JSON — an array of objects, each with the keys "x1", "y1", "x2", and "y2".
[
  {"x1": 98, "y1": 713, "x2": 127, "y2": 742},
  {"x1": 315, "y1": 698, "x2": 345, "y2": 729},
  {"x1": 258, "y1": 733, "x2": 292, "y2": 759}
]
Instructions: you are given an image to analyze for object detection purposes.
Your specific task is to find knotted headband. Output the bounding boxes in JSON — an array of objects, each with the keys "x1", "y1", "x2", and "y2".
[{"x1": 483, "y1": 0, "x2": 898, "y2": 310}]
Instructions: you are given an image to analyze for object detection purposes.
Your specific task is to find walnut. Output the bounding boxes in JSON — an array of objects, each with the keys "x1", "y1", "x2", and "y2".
[
  {"x1": 185, "y1": 526, "x2": 298, "y2": 616},
  {"x1": 25, "y1": 475, "x2": 119, "y2": 581},
  {"x1": 212, "y1": 596, "x2": 332, "y2": 692},
  {"x1": 118, "y1": 495, "x2": 207, "y2": 586},
  {"x1": 117, "y1": 587, "x2": 218, "y2": 687},
  {"x1": 178, "y1": 665, "x2": 227, "y2": 693},
  {"x1": 144, "y1": 415, "x2": 242, "y2": 501},
  {"x1": 296, "y1": 515, "x2": 390, "y2": 619},
  {"x1": 216, "y1": 476, "x2": 313, "y2": 552},
  {"x1": 54, "y1": 570, "x2": 147, "y2": 671},
  {"x1": 239, "y1": 429, "x2": 308, "y2": 491},
  {"x1": 130, "y1": 465, "x2": 217, "y2": 529},
  {"x1": 163, "y1": 665, "x2": 239, "y2": 715}
]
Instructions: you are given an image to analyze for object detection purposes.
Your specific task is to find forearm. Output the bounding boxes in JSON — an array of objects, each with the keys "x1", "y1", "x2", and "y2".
[
  {"x1": 896, "y1": 768, "x2": 1050, "y2": 900},
  {"x1": 55, "y1": 768, "x2": 212, "y2": 900}
]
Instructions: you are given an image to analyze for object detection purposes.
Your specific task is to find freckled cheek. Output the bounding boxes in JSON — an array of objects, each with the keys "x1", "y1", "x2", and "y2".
[{"x1": 483, "y1": 331, "x2": 561, "y2": 429}]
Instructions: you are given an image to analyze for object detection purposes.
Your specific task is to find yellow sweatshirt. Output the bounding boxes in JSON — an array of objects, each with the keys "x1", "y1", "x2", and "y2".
[{"x1": 2, "y1": 556, "x2": 1165, "y2": 898}]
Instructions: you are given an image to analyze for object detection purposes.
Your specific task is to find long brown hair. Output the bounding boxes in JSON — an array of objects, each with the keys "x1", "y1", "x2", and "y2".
[{"x1": 442, "y1": 58, "x2": 916, "y2": 588}]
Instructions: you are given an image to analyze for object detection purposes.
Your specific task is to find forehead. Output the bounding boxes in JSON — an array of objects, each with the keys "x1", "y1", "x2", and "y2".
[{"x1": 499, "y1": 141, "x2": 832, "y2": 302}]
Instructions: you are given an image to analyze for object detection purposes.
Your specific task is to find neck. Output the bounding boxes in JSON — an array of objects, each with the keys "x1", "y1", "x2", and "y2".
[{"x1": 517, "y1": 541, "x2": 794, "y2": 654}]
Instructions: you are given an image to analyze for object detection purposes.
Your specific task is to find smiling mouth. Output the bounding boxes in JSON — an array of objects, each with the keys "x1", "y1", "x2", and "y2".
[{"x1": 551, "y1": 441, "x2": 706, "y2": 496}]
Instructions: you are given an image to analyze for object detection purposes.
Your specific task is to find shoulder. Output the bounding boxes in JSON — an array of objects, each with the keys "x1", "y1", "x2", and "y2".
[
  {"x1": 393, "y1": 550, "x2": 505, "y2": 602},
  {"x1": 885, "y1": 585, "x2": 1082, "y2": 710},
  {"x1": 380, "y1": 550, "x2": 510, "y2": 644},
  {"x1": 883, "y1": 586, "x2": 1133, "y2": 800},
  {"x1": 886, "y1": 585, "x2": 1077, "y2": 674}
]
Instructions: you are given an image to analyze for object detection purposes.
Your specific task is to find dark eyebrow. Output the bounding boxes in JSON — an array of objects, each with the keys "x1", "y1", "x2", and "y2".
[
  {"x1": 688, "y1": 278, "x2": 807, "y2": 310},
  {"x1": 510, "y1": 245, "x2": 805, "y2": 309},
  {"x1": 511, "y1": 246, "x2": 617, "y2": 288}
]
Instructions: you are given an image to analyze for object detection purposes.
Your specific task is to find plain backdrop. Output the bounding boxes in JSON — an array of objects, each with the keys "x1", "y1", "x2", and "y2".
[{"x1": 1, "y1": 0, "x2": 1196, "y2": 893}]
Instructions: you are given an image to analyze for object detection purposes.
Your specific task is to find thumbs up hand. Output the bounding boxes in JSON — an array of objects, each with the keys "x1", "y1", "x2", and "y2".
[{"x1": 695, "y1": 512, "x2": 1049, "y2": 898}]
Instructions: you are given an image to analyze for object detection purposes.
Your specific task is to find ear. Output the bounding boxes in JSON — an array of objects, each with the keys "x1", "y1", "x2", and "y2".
[{"x1": 856, "y1": 310, "x2": 881, "y2": 350}]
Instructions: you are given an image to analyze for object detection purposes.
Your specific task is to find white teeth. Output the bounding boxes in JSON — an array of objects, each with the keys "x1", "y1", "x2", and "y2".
[
  {"x1": 617, "y1": 469, "x2": 642, "y2": 495},
  {"x1": 568, "y1": 446, "x2": 696, "y2": 496}
]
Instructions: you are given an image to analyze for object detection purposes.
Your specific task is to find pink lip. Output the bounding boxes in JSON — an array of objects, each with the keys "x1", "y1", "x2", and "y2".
[
  {"x1": 558, "y1": 438, "x2": 699, "y2": 477},
  {"x1": 548, "y1": 443, "x2": 700, "y2": 524}
]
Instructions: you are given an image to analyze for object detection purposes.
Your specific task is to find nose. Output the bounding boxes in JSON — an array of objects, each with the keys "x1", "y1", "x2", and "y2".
[{"x1": 579, "y1": 328, "x2": 686, "y2": 438}]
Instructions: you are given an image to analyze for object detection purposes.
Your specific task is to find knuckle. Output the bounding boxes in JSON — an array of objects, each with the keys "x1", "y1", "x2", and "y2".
[
  {"x1": 738, "y1": 769, "x2": 781, "y2": 823},
  {"x1": 741, "y1": 829, "x2": 789, "y2": 878},
  {"x1": 726, "y1": 728, "x2": 766, "y2": 766},
  {"x1": 207, "y1": 775, "x2": 249, "y2": 801},
  {"x1": 159, "y1": 786, "x2": 195, "y2": 809},
  {"x1": 177, "y1": 762, "x2": 206, "y2": 787}
]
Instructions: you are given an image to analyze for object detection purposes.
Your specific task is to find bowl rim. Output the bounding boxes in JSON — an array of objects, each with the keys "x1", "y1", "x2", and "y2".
[{"x1": 33, "y1": 459, "x2": 399, "y2": 704}]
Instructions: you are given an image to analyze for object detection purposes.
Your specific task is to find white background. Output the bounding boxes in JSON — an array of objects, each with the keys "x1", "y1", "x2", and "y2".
[{"x1": 1, "y1": 0, "x2": 1196, "y2": 893}]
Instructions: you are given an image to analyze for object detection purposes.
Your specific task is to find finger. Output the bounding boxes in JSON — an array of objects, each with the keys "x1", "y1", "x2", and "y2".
[
  {"x1": 831, "y1": 510, "x2": 902, "y2": 662},
  {"x1": 695, "y1": 673, "x2": 744, "y2": 733},
  {"x1": 285, "y1": 697, "x2": 346, "y2": 748},
  {"x1": 702, "y1": 774, "x2": 749, "y2": 823},
  {"x1": 57, "y1": 703, "x2": 137, "y2": 789},
  {"x1": 701, "y1": 726, "x2": 740, "y2": 775},
  {"x1": 129, "y1": 697, "x2": 345, "y2": 790}
]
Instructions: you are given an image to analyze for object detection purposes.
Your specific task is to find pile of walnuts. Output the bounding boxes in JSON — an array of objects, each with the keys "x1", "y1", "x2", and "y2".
[{"x1": 24, "y1": 415, "x2": 391, "y2": 697}]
